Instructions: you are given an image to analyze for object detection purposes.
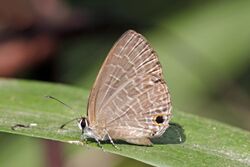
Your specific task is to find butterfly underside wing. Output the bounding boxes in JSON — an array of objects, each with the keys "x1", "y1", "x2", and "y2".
[{"x1": 86, "y1": 30, "x2": 172, "y2": 145}]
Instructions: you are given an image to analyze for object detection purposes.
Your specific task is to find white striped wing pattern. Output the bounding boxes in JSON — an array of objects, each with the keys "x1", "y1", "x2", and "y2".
[{"x1": 86, "y1": 30, "x2": 172, "y2": 145}]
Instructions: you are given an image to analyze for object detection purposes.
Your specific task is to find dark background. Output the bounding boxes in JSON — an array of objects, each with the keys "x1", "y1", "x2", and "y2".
[{"x1": 0, "y1": 0, "x2": 249, "y2": 166}]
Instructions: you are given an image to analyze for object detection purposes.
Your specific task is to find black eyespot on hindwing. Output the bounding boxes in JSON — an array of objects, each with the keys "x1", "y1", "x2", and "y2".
[{"x1": 155, "y1": 115, "x2": 164, "y2": 124}]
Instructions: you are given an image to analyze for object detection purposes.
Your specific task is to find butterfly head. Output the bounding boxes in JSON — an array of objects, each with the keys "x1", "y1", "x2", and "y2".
[
  {"x1": 78, "y1": 117, "x2": 100, "y2": 140},
  {"x1": 78, "y1": 117, "x2": 89, "y2": 133}
]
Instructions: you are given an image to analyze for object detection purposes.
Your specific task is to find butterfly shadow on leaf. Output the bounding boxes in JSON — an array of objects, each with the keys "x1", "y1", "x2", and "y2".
[
  {"x1": 151, "y1": 122, "x2": 186, "y2": 144},
  {"x1": 102, "y1": 122, "x2": 186, "y2": 146}
]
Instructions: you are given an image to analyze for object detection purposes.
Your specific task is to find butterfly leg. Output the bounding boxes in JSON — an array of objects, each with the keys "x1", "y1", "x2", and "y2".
[
  {"x1": 104, "y1": 130, "x2": 120, "y2": 150},
  {"x1": 81, "y1": 133, "x2": 104, "y2": 150},
  {"x1": 93, "y1": 137, "x2": 104, "y2": 150},
  {"x1": 80, "y1": 134, "x2": 88, "y2": 145}
]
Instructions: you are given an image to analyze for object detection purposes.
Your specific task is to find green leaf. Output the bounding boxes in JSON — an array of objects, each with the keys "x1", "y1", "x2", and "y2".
[{"x1": 0, "y1": 78, "x2": 249, "y2": 167}]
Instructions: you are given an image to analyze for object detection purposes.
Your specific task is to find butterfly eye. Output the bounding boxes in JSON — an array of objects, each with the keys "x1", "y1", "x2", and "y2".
[
  {"x1": 79, "y1": 118, "x2": 87, "y2": 129},
  {"x1": 155, "y1": 115, "x2": 165, "y2": 124},
  {"x1": 81, "y1": 120, "x2": 86, "y2": 129}
]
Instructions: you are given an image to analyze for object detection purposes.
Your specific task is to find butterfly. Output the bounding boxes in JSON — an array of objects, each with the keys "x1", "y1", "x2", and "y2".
[{"x1": 78, "y1": 30, "x2": 172, "y2": 147}]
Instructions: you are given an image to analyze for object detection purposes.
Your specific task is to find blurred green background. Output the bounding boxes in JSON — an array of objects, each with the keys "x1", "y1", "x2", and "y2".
[{"x1": 0, "y1": 0, "x2": 249, "y2": 166}]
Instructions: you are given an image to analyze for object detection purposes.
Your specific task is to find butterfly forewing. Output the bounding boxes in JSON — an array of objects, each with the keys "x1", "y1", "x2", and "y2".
[
  {"x1": 87, "y1": 31, "x2": 136, "y2": 123},
  {"x1": 87, "y1": 30, "x2": 171, "y2": 144}
]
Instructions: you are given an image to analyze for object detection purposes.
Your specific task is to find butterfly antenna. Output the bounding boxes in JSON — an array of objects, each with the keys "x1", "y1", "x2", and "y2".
[
  {"x1": 45, "y1": 95, "x2": 81, "y2": 129},
  {"x1": 59, "y1": 117, "x2": 80, "y2": 129},
  {"x1": 45, "y1": 95, "x2": 74, "y2": 111}
]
